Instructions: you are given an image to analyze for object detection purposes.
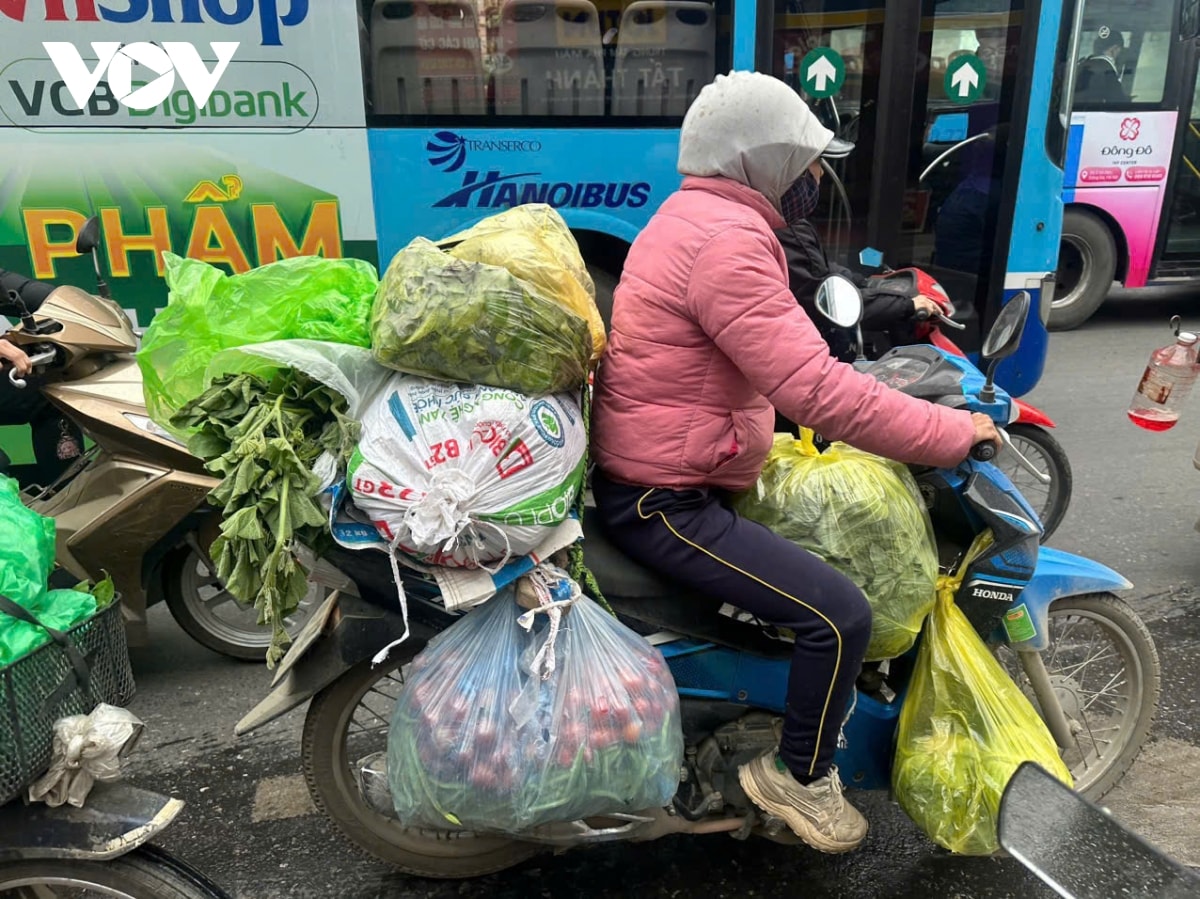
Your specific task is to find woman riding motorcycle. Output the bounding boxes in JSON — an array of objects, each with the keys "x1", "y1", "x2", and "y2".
[
  {"x1": 590, "y1": 71, "x2": 1000, "y2": 854},
  {"x1": 0, "y1": 331, "x2": 83, "y2": 486}
]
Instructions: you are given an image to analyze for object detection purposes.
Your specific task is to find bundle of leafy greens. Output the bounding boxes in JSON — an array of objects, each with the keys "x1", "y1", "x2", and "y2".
[
  {"x1": 371, "y1": 237, "x2": 593, "y2": 395},
  {"x1": 171, "y1": 370, "x2": 359, "y2": 666}
]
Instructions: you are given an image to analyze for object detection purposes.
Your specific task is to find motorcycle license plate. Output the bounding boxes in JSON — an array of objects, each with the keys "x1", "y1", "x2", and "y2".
[{"x1": 271, "y1": 590, "x2": 340, "y2": 686}]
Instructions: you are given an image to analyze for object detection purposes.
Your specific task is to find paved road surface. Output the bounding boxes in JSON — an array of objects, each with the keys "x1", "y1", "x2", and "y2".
[{"x1": 122, "y1": 287, "x2": 1200, "y2": 898}]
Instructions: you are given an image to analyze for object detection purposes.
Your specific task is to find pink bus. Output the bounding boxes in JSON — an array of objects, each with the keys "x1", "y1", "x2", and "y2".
[{"x1": 1051, "y1": 0, "x2": 1200, "y2": 329}]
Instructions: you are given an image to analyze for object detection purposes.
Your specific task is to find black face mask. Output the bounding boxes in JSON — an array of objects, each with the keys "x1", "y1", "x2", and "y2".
[{"x1": 780, "y1": 169, "x2": 821, "y2": 224}]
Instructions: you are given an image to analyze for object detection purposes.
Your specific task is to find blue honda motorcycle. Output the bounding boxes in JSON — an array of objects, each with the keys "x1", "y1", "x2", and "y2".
[{"x1": 238, "y1": 286, "x2": 1160, "y2": 879}]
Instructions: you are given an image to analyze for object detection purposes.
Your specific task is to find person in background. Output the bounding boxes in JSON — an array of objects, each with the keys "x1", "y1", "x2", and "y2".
[
  {"x1": 0, "y1": 335, "x2": 82, "y2": 486},
  {"x1": 774, "y1": 157, "x2": 943, "y2": 362},
  {"x1": 1075, "y1": 29, "x2": 1127, "y2": 105},
  {"x1": 590, "y1": 71, "x2": 1000, "y2": 854}
]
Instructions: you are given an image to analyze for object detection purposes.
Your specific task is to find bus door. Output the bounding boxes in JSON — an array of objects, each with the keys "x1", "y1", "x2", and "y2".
[
  {"x1": 760, "y1": 0, "x2": 1063, "y2": 393},
  {"x1": 1159, "y1": 4, "x2": 1200, "y2": 271}
]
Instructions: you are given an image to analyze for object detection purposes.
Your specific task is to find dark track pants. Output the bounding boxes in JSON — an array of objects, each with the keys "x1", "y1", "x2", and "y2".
[{"x1": 593, "y1": 471, "x2": 872, "y2": 782}]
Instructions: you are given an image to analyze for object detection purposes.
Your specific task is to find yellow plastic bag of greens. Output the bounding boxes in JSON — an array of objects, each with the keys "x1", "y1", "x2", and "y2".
[
  {"x1": 892, "y1": 543, "x2": 1073, "y2": 856},
  {"x1": 734, "y1": 430, "x2": 937, "y2": 661},
  {"x1": 370, "y1": 205, "x2": 602, "y2": 395},
  {"x1": 438, "y1": 205, "x2": 605, "y2": 364}
]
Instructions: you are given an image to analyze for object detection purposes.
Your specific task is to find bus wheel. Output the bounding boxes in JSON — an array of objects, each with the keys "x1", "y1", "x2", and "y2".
[
  {"x1": 1049, "y1": 210, "x2": 1116, "y2": 331},
  {"x1": 587, "y1": 264, "x2": 618, "y2": 332}
]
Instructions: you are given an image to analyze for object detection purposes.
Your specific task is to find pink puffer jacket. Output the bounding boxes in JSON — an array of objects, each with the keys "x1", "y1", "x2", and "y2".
[{"x1": 591, "y1": 175, "x2": 977, "y2": 492}]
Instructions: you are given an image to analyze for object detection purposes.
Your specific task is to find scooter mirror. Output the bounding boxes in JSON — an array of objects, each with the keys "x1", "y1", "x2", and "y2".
[
  {"x1": 814, "y1": 274, "x2": 864, "y2": 329},
  {"x1": 859, "y1": 247, "x2": 885, "y2": 269},
  {"x1": 981, "y1": 291, "x2": 1032, "y2": 361},
  {"x1": 76, "y1": 216, "x2": 101, "y2": 254}
]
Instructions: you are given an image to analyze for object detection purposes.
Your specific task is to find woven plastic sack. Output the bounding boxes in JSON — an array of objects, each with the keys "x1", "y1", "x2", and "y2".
[
  {"x1": 387, "y1": 572, "x2": 683, "y2": 834},
  {"x1": 138, "y1": 252, "x2": 378, "y2": 431},
  {"x1": 348, "y1": 373, "x2": 586, "y2": 568},
  {"x1": 370, "y1": 206, "x2": 600, "y2": 394},
  {"x1": 734, "y1": 431, "x2": 937, "y2": 661},
  {"x1": 892, "y1": 545, "x2": 1073, "y2": 856}
]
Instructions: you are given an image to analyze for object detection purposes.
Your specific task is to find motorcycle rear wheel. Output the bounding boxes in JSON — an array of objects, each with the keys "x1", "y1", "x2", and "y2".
[
  {"x1": 301, "y1": 653, "x2": 542, "y2": 878},
  {"x1": 0, "y1": 846, "x2": 228, "y2": 898},
  {"x1": 999, "y1": 593, "x2": 1160, "y2": 801}
]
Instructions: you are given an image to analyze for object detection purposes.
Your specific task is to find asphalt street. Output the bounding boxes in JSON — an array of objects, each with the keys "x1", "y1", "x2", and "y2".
[{"x1": 121, "y1": 286, "x2": 1200, "y2": 899}]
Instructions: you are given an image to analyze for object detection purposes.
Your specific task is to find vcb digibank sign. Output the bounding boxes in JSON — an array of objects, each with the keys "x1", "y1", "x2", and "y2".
[{"x1": 1, "y1": 0, "x2": 310, "y2": 45}]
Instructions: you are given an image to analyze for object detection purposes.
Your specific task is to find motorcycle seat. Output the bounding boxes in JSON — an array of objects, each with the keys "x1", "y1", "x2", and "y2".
[
  {"x1": 581, "y1": 513, "x2": 792, "y2": 659},
  {"x1": 328, "y1": 517, "x2": 792, "y2": 659}
]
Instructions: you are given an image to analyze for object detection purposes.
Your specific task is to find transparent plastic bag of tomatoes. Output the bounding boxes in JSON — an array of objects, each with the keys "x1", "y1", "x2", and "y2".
[{"x1": 387, "y1": 575, "x2": 684, "y2": 834}]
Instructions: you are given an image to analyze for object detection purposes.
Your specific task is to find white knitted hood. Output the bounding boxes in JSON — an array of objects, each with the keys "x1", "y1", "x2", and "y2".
[{"x1": 677, "y1": 70, "x2": 836, "y2": 213}]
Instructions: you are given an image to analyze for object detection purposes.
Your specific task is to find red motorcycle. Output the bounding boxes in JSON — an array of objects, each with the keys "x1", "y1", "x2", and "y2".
[{"x1": 865, "y1": 265, "x2": 1072, "y2": 541}]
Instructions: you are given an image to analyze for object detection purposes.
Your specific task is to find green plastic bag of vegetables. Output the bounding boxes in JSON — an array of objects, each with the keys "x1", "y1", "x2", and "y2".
[
  {"x1": 371, "y1": 207, "x2": 597, "y2": 394},
  {"x1": 892, "y1": 546, "x2": 1073, "y2": 855},
  {"x1": 734, "y1": 430, "x2": 937, "y2": 661},
  {"x1": 0, "y1": 476, "x2": 101, "y2": 666},
  {"x1": 0, "y1": 476, "x2": 55, "y2": 610},
  {"x1": 138, "y1": 252, "x2": 379, "y2": 432}
]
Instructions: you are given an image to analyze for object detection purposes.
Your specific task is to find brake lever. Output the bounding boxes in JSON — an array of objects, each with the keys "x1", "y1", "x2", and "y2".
[
  {"x1": 1000, "y1": 429, "x2": 1052, "y2": 484},
  {"x1": 936, "y1": 312, "x2": 967, "y2": 331},
  {"x1": 7, "y1": 347, "x2": 56, "y2": 389}
]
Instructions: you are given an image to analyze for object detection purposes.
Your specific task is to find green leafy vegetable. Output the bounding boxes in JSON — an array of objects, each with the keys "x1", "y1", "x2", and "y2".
[
  {"x1": 171, "y1": 369, "x2": 359, "y2": 666},
  {"x1": 73, "y1": 571, "x2": 116, "y2": 610},
  {"x1": 371, "y1": 237, "x2": 592, "y2": 395}
]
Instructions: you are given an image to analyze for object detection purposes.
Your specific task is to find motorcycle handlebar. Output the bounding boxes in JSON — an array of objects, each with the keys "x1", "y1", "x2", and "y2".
[{"x1": 971, "y1": 440, "x2": 998, "y2": 462}]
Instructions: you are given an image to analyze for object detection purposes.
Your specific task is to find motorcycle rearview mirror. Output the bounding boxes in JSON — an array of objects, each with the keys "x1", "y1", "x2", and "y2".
[
  {"x1": 979, "y1": 291, "x2": 1032, "y2": 403},
  {"x1": 814, "y1": 275, "x2": 864, "y2": 329},
  {"x1": 859, "y1": 247, "x2": 885, "y2": 270},
  {"x1": 75, "y1": 215, "x2": 112, "y2": 300},
  {"x1": 76, "y1": 216, "x2": 100, "y2": 254}
]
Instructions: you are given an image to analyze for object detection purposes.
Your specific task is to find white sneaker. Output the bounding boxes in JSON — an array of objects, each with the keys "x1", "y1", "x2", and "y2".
[{"x1": 738, "y1": 749, "x2": 868, "y2": 853}]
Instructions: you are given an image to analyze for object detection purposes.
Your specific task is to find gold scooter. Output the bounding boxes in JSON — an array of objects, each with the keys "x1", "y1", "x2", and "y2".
[{"x1": 0, "y1": 217, "x2": 319, "y2": 660}]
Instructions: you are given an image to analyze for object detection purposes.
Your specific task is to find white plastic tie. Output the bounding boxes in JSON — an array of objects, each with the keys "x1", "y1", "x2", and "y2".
[
  {"x1": 371, "y1": 531, "x2": 413, "y2": 667},
  {"x1": 403, "y1": 468, "x2": 476, "y2": 550},
  {"x1": 516, "y1": 565, "x2": 581, "y2": 680}
]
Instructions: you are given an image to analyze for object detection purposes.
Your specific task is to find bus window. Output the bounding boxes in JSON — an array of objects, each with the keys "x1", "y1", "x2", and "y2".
[
  {"x1": 358, "y1": 0, "x2": 732, "y2": 120},
  {"x1": 768, "y1": 1, "x2": 880, "y2": 262},
  {"x1": 1071, "y1": 0, "x2": 1176, "y2": 108}
]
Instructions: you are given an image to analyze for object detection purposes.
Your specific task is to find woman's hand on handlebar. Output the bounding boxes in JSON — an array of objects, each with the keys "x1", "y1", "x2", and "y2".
[
  {"x1": 970, "y1": 412, "x2": 1002, "y2": 454},
  {"x1": 0, "y1": 339, "x2": 32, "y2": 377}
]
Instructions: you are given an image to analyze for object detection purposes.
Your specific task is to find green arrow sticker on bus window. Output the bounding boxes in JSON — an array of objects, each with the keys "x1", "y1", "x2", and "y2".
[
  {"x1": 945, "y1": 54, "x2": 987, "y2": 104},
  {"x1": 801, "y1": 48, "x2": 846, "y2": 99}
]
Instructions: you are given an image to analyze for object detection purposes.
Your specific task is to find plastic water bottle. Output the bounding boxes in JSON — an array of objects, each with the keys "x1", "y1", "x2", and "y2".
[{"x1": 1127, "y1": 317, "x2": 1199, "y2": 432}]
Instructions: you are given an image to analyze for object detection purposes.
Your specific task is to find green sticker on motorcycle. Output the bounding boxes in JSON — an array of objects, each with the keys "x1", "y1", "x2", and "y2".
[{"x1": 1003, "y1": 603, "x2": 1037, "y2": 643}]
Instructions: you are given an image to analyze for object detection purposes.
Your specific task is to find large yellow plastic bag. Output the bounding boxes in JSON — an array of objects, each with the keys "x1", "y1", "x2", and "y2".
[
  {"x1": 370, "y1": 206, "x2": 601, "y2": 394},
  {"x1": 387, "y1": 573, "x2": 683, "y2": 834},
  {"x1": 734, "y1": 431, "x2": 937, "y2": 660},
  {"x1": 438, "y1": 205, "x2": 605, "y2": 364},
  {"x1": 892, "y1": 564, "x2": 1073, "y2": 856},
  {"x1": 138, "y1": 253, "x2": 378, "y2": 431}
]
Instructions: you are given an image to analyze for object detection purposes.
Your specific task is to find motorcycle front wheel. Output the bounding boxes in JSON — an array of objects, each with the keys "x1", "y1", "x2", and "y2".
[
  {"x1": 161, "y1": 543, "x2": 322, "y2": 662},
  {"x1": 998, "y1": 592, "x2": 1160, "y2": 801},
  {"x1": 995, "y1": 423, "x2": 1073, "y2": 542},
  {"x1": 301, "y1": 653, "x2": 542, "y2": 879},
  {"x1": 0, "y1": 845, "x2": 229, "y2": 898}
]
